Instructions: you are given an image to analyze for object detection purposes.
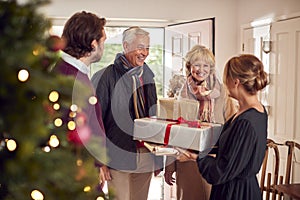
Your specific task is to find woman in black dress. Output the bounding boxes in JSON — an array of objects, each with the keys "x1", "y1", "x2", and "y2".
[{"x1": 177, "y1": 54, "x2": 269, "y2": 200}]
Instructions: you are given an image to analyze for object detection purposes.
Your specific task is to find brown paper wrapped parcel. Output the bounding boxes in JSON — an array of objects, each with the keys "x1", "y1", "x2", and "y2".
[{"x1": 157, "y1": 98, "x2": 199, "y2": 121}]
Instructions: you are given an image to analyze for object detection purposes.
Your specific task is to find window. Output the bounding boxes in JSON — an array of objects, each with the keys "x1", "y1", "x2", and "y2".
[{"x1": 49, "y1": 26, "x2": 164, "y2": 98}]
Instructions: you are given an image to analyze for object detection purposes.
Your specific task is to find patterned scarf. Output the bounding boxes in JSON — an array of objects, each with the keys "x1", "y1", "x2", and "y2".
[
  {"x1": 120, "y1": 54, "x2": 146, "y2": 119},
  {"x1": 187, "y1": 75, "x2": 215, "y2": 122}
]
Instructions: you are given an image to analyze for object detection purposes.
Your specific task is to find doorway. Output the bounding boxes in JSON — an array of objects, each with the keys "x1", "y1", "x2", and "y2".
[{"x1": 163, "y1": 18, "x2": 215, "y2": 97}]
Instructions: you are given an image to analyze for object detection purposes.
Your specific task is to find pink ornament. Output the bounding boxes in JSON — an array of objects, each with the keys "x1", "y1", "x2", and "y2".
[
  {"x1": 67, "y1": 125, "x2": 91, "y2": 146},
  {"x1": 75, "y1": 112, "x2": 87, "y2": 126}
]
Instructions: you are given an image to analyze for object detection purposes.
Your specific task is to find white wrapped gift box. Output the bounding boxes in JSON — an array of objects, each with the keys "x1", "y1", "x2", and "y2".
[{"x1": 133, "y1": 117, "x2": 222, "y2": 152}]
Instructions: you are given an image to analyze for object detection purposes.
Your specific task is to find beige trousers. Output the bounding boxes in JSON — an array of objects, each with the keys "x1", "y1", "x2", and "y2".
[
  {"x1": 108, "y1": 147, "x2": 154, "y2": 200},
  {"x1": 176, "y1": 161, "x2": 211, "y2": 200}
]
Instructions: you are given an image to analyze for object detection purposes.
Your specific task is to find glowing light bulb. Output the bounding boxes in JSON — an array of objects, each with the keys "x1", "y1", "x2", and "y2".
[
  {"x1": 6, "y1": 139, "x2": 17, "y2": 151},
  {"x1": 49, "y1": 135, "x2": 59, "y2": 148},
  {"x1": 48, "y1": 91, "x2": 59, "y2": 102},
  {"x1": 67, "y1": 121, "x2": 76, "y2": 130},
  {"x1": 54, "y1": 118, "x2": 63, "y2": 127},
  {"x1": 83, "y1": 186, "x2": 91, "y2": 192},
  {"x1": 18, "y1": 69, "x2": 29, "y2": 82},
  {"x1": 70, "y1": 104, "x2": 78, "y2": 112},
  {"x1": 96, "y1": 197, "x2": 105, "y2": 200},
  {"x1": 43, "y1": 146, "x2": 51, "y2": 152},
  {"x1": 77, "y1": 159, "x2": 83, "y2": 166},
  {"x1": 53, "y1": 103, "x2": 60, "y2": 110},
  {"x1": 69, "y1": 111, "x2": 76, "y2": 118},
  {"x1": 32, "y1": 49, "x2": 39, "y2": 56},
  {"x1": 89, "y1": 96, "x2": 97, "y2": 105},
  {"x1": 31, "y1": 189, "x2": 44, "y2": 200}
]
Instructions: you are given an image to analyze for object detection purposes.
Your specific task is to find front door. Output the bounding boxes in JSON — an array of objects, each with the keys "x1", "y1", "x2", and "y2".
[{"x1": 163, "y1": 19, "x2": 215, "y2": 97}]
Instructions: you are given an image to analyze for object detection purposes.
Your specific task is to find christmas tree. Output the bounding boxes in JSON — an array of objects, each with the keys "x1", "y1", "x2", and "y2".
[{"x1": 0, "y1": 0, "x2": 107, "y2": 199}]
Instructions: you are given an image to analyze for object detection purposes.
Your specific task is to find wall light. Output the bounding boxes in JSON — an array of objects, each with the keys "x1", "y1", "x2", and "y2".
[{"x1": 262, "y1": 40, "x2": 272, "y2": 54}]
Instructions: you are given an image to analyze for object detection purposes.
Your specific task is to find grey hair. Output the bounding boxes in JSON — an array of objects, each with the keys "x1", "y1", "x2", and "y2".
[{"x1": 122, "y1": 26, "x2": 149, "y2": 44}]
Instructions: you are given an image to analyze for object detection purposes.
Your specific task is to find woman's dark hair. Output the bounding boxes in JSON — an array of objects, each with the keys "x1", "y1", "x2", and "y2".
[{"x1": 62, "y1": 11, "x2": 106, "y2": 58}]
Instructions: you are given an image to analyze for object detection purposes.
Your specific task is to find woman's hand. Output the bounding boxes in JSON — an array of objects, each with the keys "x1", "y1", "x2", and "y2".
[{"x1": 176, "y1": 148, "x2": 198, "y2": 162}]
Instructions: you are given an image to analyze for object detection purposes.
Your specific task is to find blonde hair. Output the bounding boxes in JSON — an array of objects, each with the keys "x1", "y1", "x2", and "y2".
[
  {"x1": 185, "y1": 45, "x2": 215, "y2": 76},
  {"x1": 223, "y1": 54, "x2": 269, "y2": 95}
]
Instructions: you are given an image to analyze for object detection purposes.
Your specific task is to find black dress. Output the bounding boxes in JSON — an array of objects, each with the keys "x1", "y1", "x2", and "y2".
[{"x1": 197, "y1": 107, "x2": 267, "y2": 200}]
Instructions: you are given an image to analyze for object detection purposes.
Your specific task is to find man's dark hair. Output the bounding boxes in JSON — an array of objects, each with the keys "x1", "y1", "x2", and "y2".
[{"x1": 62, "y1": 11, "x2": 106, "y2": 58}]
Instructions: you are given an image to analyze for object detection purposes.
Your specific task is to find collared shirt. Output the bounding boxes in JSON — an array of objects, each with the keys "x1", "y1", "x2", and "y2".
[{"x1": 60, "y1": 51, "x2": 90, "y2": 75}]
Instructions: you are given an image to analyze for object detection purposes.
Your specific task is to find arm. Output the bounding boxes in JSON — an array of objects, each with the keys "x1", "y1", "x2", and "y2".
[{"x1": 91, "y1": 69, "x2": 110, "y2": 175}]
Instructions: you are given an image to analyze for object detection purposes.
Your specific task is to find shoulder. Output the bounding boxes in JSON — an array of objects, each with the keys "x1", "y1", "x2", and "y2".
[
  {"x1": 233, "y1": 108, "x2": 268, "y2": 134},
  {"x1": 143, "y1": 63, "x2": 155, "y2": 77},
  {"x1": 92, "y1": 64, "x2": 114, "y2": 82},
  {"x1": 240, "y1": 108, "x2": 267, "y2": 122},
  {"x1": 53, "y1": 59, "x2": 78, "y2": 76}
]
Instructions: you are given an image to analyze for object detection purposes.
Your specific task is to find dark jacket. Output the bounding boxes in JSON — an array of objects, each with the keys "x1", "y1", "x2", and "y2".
[{"x1": 92, "y1": 54, "x2": 162, "y2": 170}]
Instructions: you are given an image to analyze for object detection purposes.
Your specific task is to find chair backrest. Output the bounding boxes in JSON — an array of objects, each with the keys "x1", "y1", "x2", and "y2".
[
  {"x1": 260, "y1": 140, "x2": 300, "y2": 200},
  {"x1": 284, "y1": 141, "x2": 300, "y2": 184},
  {"x1": 260, "y1": 139, "x2": 281, "y2": 200}
]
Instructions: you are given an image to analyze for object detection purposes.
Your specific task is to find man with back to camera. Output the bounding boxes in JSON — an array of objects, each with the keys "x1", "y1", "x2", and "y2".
[{"x1": 53, "y1": 11, "x2": 108, "y2": 180}]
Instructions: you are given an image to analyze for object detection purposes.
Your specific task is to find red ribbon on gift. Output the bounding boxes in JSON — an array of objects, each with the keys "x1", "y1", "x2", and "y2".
[{"x1": 163, "y1": 117, "x2": 201, "y2": 146}]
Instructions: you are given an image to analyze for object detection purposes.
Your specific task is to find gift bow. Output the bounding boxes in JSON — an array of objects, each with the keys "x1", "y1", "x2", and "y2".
[
  {"x1": 177, "y1": 117, "x2": 201, "y2": 128},
  {"x1": 164, "y1": 117, "x2": 201, "y2": 146}
]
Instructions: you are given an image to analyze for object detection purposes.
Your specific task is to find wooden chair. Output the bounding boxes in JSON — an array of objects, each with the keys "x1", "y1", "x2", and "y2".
[
  {"x1": 260, "y1": 138, "x2": 282, "y2": 200},
  {"x1": 284, "y1": 141, "x2": 300, "y2": 184},
  {"x1": 271, "y1": 141, "x2": 300, "y2": 199}
]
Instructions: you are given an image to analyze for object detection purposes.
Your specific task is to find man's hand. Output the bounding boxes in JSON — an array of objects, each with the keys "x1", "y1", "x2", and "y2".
[
  {"x1": 99, "y1": 165, "x2": 111, "y2": 189},
  {"x1": 164, "y1": 170, "x2": 175, "y2": 186}
]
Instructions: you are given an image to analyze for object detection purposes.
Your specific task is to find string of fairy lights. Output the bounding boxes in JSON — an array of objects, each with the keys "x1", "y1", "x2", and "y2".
[
  {"x1": 6, "y1": 68, "x2": 105, "y2": 200},
  {"x1": 0, "y1": 1, "x2": 108, "y2": 198}
]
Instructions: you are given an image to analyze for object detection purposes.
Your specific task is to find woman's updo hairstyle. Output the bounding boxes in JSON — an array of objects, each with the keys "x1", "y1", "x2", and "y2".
[{"x1": 223, "y1": 54, "x2": 269, "y2": 95}]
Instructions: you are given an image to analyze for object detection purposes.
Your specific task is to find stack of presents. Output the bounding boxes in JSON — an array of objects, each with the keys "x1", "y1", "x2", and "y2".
[{"x1": 133, "y1": 98, "x2": 223, "y2": 155}]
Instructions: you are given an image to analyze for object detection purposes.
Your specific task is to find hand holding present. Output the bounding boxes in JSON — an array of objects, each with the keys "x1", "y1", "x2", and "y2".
[{"x1": 176, "y1": 147, "x2": 198, "y2": 162}]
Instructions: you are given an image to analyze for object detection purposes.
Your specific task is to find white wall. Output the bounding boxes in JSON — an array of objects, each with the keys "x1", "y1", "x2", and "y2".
[
  {"x1": 236, "y1": 0, "x2": 300, "y2": 53},
  {"x1": 237, "y1": 0, "x2": 300, "y2": 25},
  {"x1": 40, "y1": 0, "x2": 237, "y2": 75},
  {"x1": 40, "y1": 0, "x2": 300, "y2": 73}
]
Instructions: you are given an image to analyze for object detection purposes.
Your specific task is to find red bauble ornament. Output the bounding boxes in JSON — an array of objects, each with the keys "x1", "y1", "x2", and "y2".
[
  {"x1": 67, "y1": 125, "x2": 91, "y2": 146},
  {"x1": 46, "y1": 35, "x2": 65, "y2": 52}
]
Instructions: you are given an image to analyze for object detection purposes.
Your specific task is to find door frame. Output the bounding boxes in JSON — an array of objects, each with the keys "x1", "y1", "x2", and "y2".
[{"x1": 163, "y1": 18, "x2": 215, "y2": 97}]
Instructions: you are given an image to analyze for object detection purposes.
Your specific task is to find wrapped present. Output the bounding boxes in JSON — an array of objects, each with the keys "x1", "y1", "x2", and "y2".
[
  {"x1": 157, "y1": 98, "x2": 199, "y2": 121},
  {"x1": 133, "y1": 117, "x2": 222, "y2": 152}
]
